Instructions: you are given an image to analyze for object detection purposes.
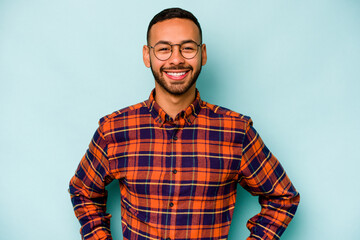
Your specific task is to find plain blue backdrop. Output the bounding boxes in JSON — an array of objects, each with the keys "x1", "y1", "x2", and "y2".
[{"x1": 1, "y1": 0, "x2": 359, "y2": 239}]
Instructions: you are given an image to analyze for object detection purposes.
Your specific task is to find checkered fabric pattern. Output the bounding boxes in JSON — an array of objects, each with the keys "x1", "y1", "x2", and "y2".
[{"x1": 69, "y1": 90, "x2": 299, "y2": 240}]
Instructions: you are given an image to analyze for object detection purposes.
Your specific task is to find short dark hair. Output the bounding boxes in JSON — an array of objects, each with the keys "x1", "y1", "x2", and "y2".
[{"x1": 147, "y1": 8, "x2": 202, "y2": 44}]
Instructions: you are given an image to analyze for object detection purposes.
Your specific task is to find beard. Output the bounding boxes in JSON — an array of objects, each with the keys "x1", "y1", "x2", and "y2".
[{"x1": 150, "y1": 62, "x2": 202, "y2": 96}]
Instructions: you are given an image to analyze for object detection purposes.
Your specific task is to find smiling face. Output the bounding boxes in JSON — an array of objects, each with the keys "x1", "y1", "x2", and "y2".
[{"x1": 143, "y1": 18, "x2": 207, "y2": 96}]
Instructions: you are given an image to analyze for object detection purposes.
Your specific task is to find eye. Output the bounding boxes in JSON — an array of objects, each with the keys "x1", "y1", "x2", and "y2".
[
  {"x1": 159, "y1": 47, "x2": 170, "y2": 51},
  {"x1": 181, "y1": 43, "x2": 197, "y2": 52},
  {"x1": 155, "y1": 44, "x2": 171, "y2": 52}
]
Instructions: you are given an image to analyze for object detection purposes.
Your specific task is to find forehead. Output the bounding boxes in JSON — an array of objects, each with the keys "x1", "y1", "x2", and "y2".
[{"x1": 148, "y1": 18, "x2": 201, "y2": 44}]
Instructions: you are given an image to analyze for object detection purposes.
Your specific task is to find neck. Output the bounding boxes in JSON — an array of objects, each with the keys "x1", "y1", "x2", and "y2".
[{"x1": 154, "y1": 85, "x2": 196, "y2": 119}]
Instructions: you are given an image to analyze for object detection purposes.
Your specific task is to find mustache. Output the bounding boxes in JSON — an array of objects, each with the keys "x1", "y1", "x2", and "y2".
[{"x1": 161, "y1": 65, "x2": 193, "y2": 71}]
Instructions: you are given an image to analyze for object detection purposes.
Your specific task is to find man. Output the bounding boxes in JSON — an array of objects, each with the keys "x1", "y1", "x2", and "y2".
[{"x1": 69, "y1": 8, "x2": 300, "y2": 240}]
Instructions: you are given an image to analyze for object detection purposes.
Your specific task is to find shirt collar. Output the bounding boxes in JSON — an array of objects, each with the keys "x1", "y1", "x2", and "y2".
[{"x1": 146, "y1": 89, "x2": 202, "y2": 127}]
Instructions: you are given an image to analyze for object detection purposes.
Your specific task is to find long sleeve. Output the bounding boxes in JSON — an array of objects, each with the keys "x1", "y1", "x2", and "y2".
[
  {"x1": 69, "y1": 122, "x2": 114, "y2": 240},
  {"x1": 238, "y1": 120, "x2": 300, "y2": 240}
]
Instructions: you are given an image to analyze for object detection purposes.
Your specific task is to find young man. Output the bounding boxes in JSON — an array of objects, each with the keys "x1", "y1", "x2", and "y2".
[{"x1": 69, "y1": 8, "x2": 300, "y2": 240}]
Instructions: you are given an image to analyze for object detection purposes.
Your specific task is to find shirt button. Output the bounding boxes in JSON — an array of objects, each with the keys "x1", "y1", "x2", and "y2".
[
  {"x1": 166, "y1": 238, "x2": 171, "y2": 240},
  {"x1": 169, "y1": 202, "x2": 174, "y2": 207},
  {"x1": 172, "y1": 136, "x2": 178, "y2": 140},
  {"x1": 172, "y1": 169, "x2": 177, "y2": 174}
]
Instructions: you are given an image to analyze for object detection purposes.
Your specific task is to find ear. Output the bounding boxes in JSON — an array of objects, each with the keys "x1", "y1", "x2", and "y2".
[
  {"x1": 143, "y1": 45, "x2": 151, "y2": 68},
  {"x1": 201, "y1": 44, "x2": 207, "y2": 66}
]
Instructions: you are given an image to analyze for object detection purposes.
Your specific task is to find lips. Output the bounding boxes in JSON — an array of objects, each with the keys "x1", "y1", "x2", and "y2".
[{"x1": 164, "y1": 70, "x2": 190, "y2": 80}]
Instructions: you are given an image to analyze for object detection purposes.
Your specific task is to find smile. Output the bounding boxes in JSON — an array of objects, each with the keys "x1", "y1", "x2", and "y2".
[
  {"x1": 164, "y1": 71, "x2": 190, "y2": 80},
  {"x1": 166, "y1": 72, "x2": 187, "y2": 76}
]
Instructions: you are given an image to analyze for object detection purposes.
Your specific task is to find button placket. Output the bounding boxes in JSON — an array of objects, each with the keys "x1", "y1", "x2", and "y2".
[
  {"x1": 170, "y1": 126, "x2": 179, "y2": 142},
  {"x1": 167, "y1": 123, "x2": 178, "y2": 233}
]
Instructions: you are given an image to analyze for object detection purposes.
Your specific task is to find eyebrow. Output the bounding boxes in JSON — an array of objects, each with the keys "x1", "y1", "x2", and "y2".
[{"x1": 154, "y1": 39, "x2": 198, "y2": 45}]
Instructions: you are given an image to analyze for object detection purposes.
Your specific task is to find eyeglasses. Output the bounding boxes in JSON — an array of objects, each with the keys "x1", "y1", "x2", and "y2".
[{"x1": 148, "y1": 41, "x2": 202, "y2": 61}]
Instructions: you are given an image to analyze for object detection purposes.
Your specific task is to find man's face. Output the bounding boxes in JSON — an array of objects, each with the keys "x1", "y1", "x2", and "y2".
[{"x1": 143, "y1": 18, "x2": 207, "y2": 96}]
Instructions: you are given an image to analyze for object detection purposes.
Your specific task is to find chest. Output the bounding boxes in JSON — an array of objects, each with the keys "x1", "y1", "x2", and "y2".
[{"x1": 107, "y1": 124, "x2": 243, "y2": 186}]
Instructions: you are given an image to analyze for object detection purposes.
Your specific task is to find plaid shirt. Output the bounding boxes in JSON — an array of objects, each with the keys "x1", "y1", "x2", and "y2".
[{"x1": 69, "y1": 90, "x2": 299, "y2": 240}]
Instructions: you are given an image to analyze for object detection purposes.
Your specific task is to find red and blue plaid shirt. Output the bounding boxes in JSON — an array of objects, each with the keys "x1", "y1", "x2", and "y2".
[{"x1": 69, "y1": 90, "x2": 299, "y2": 240}]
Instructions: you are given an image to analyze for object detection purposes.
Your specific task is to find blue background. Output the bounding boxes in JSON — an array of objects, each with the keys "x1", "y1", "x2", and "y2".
[{"x1": 1, "y1": 0, "x2": 359, "y2": 239}]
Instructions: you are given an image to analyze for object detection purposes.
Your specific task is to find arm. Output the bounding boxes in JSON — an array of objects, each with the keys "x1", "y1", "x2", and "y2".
[
  {"x1": 239, "y1": 120, "x2": 300, "y2": 240},
  {"x1": 69, "y1": 123, "x2": 114, "y2": 240}
]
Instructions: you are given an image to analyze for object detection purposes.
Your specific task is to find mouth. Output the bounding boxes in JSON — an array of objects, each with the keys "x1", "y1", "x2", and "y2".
[{"x1": 164, "y1": 70, "x2": 190, "y2": 80}]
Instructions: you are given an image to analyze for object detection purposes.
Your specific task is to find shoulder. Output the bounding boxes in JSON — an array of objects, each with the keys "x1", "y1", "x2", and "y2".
[
  {"x1": 97, "y1": 101, "x2": 148, "y2": 133},
  {"x1": 199, "y1": 101, "x2": 253, "y2": 143},
  {"x1": 201, "y1": 100, "x2": 252, "y2": 125}
]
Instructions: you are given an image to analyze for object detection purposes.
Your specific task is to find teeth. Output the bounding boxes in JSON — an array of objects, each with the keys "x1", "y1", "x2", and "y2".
[{"x1": 166, "y1": 72, "x2": 186, "y2": 76}]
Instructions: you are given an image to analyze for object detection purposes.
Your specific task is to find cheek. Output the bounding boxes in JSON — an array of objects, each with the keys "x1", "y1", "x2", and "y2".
[
  {"x1": 150, "y1": 59, "x2": 163, "y2": 71},
  {"x1": 190, "y1": 59, "x2": 202, "y2": 70}
]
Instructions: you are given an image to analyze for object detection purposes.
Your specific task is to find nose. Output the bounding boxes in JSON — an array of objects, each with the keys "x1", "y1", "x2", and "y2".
[{"x1": 168, "y1": 45, "x2": 185, "y2": 65}]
